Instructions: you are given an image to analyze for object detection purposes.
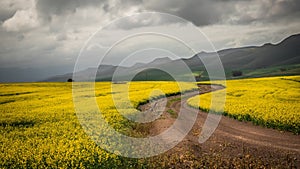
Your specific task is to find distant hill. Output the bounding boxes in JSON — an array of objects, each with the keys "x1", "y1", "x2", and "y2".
[
  {"x1": 216, "y1": 33, "x2": 300, "y2": 69},
  {"x1": 43, "y1": 34, "x2": 300, "y2": 82},
  {"x1": 44, "y1": 65, "x2": 124, "y2": 82},
  {"x1": 182, "y1": 33, "x2": 300, "y2": 79}
]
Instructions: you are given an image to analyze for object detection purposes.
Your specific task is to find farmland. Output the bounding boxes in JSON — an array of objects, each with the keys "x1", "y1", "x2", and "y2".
[
  {"x1": 0, "y1": 82, "x2": 197, "y2": 168},
  {"x1": 188, "y1": 76, "x2": 300, "y2": 133},
  {"x1": 0, "y1": 76, "x2": 299, "y2": 168}
]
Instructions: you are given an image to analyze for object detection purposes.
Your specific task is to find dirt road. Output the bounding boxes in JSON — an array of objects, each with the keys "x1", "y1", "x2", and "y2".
[{"x1": 140, "y1": 85, "x2": 300, "y2": 168}]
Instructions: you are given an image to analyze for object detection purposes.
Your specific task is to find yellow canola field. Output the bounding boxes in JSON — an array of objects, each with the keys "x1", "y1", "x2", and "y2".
[
  {"x1": 187, "y1": 76, "x2": 300, "y2": 133},
  {"x1": 0, "y1": 82, "x2": 197, "y2": 168}
]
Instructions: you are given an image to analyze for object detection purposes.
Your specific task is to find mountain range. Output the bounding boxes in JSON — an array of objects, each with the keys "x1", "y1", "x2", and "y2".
[{"x1": 43, "y1": 34, "x2": 300, "y2": 82}]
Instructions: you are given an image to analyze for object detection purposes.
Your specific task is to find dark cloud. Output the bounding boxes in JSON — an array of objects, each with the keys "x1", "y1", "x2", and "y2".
[
  {"x1": 35, "y1": 0, "x2": 143, "y2": 22},
  {"x1": 36, "y1": 0, "x2": 101, "y2": 15},
  {"x1": 35, "y1": 0, "x2": 105, "y2": 23},
  {"x1": 1, "y1": 0, "x2": 300, "y2": 82},
  {"x1": 142, "y1": 0, "x2": 236, "y2": 26},
  {"x1": 143, "y1": 0, "x2": 300, "y2": 26},
  {"x1": 229, "y1": 0, "x2": 300, "y2": 24},
  {"x1": 26, "y1": 0, "x2": 300, "y2": 29},
  {"x1": 260, "y1": 0, "x2": 300, "y2": 21},
  {"x1": 175, "y1": 1, "x2": 232, "y2": 26},
  {"x1": 0, "y1": 9, "x2": 15, "y2": 22}
]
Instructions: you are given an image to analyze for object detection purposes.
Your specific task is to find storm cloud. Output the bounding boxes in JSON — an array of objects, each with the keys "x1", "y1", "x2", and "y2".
[
  {"x1": 0, "y1": 0, "x2": 299, "y2": 82},
  {"x1": 143, "y1": 0, "x2": 300, "y2": 26}
]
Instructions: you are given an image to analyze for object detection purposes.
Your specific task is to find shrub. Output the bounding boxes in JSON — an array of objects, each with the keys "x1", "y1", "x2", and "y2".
[{"x1": 232, "y1": 70, "x2": 243, "y2": 77}]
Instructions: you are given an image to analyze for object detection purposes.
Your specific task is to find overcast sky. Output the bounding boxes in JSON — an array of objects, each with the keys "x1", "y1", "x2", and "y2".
[{"x1": 0, "y1": 0, "x2": 300, "y2": 82}]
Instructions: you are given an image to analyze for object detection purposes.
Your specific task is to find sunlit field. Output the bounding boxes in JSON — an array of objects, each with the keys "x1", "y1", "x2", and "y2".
[
  {"x1": 188, "y1": 76, "x2": 300, "y2": 133},
  {"x1": 1, "y1": 76, "x2": 299, "y2": 168},
  {"x1": 0, "y1": 82, "x2": 197, "y2": 168}
]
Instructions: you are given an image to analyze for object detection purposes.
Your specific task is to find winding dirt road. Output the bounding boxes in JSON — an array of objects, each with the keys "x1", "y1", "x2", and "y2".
[{"x1": 140, "y1": 85, "x2": 300, "y2": 168}]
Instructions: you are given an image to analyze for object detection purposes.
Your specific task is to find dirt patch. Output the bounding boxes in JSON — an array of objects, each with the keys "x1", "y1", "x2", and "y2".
[{"x1": 138, "y1": 85, "x2": 300, "y2": 168}]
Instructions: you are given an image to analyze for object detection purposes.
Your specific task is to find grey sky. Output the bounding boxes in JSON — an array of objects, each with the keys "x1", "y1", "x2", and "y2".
[{"x1": 0, "y1": 0, "x2": 299, "y2": 82}]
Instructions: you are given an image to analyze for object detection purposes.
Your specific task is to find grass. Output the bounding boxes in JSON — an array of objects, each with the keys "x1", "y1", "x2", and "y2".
[{"x1": 167, "y1": 109, "x2": 177, "y2": 118}]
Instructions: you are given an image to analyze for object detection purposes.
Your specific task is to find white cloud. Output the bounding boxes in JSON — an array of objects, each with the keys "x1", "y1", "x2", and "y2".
[
  {"x1": 0, "y1": 0, "x2": 34, "y2": 21},
  {"x1": 2, "y1": 8, "x2": 39, "y2": 32}
]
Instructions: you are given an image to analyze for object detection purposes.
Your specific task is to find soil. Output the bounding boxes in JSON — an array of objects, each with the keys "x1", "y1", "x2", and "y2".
[{"x1": 139, "y1": 85, "x2": 300, "y2": 168}]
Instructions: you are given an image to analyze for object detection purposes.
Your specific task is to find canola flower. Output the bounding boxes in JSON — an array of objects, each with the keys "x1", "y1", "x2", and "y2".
[
  {"x1": 0, "y1": 81, "x2": 197, "y2": 168},
  {"x1": 187, "y1": 76, "x2": 300, "y2": 133}
]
